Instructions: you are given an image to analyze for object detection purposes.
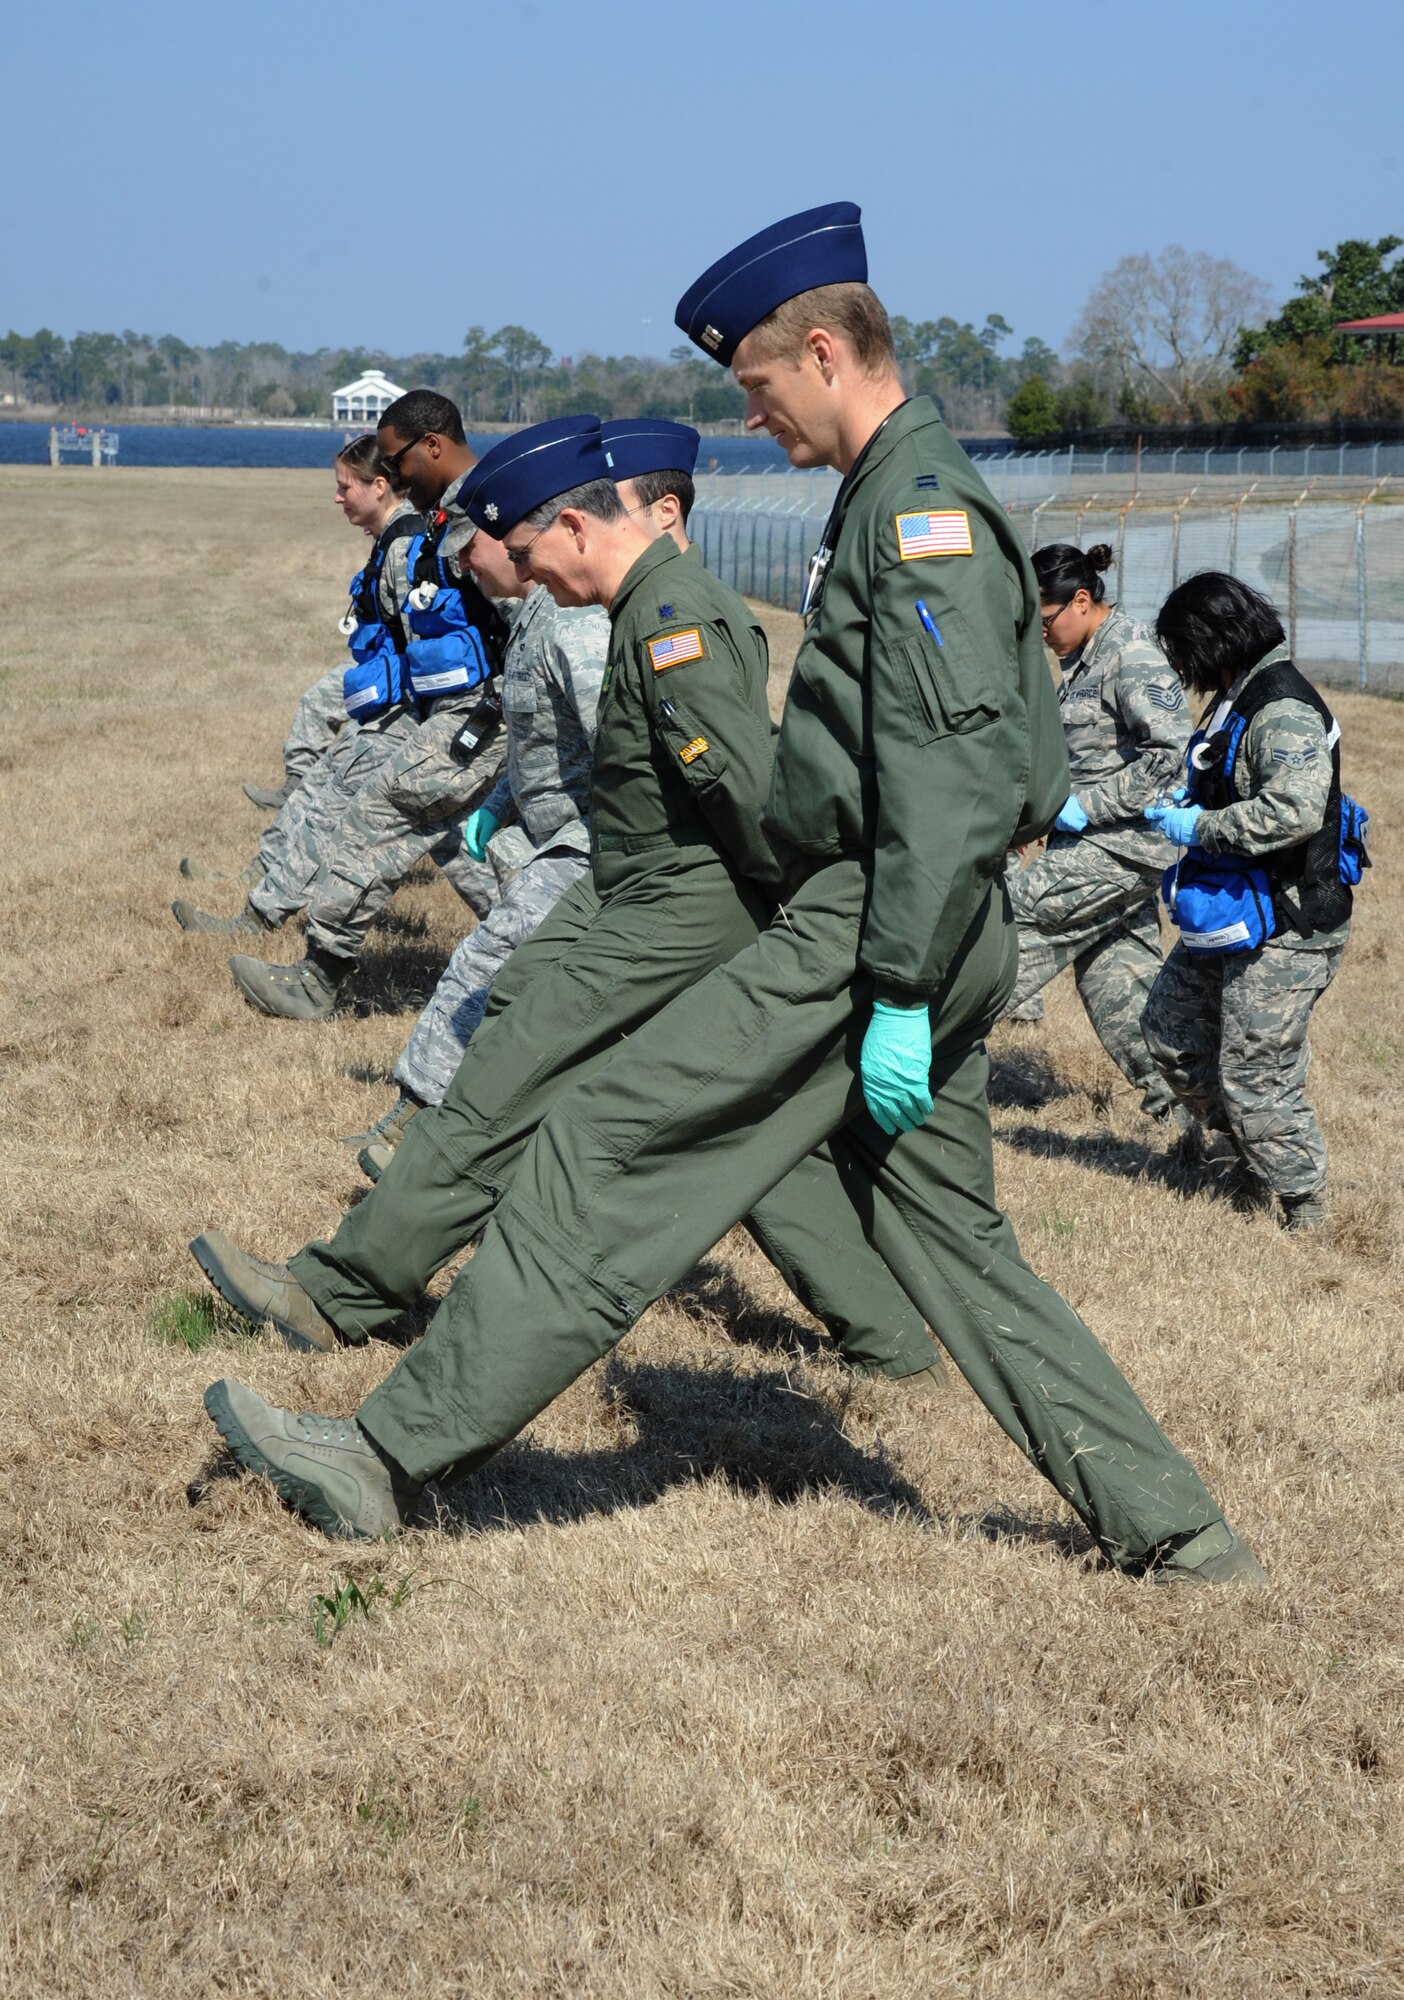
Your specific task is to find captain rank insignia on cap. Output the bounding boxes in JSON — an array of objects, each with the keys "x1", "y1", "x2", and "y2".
[
  {"x1": 647, "y1": 628, "x2": 706, "y2": 671},
  {"x1": 895, "y1": 510, "x2": 973, "y2": 559}
]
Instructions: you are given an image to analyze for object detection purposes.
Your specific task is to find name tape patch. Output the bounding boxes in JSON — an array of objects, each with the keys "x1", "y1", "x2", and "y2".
[
  {"x1": 895, "y1": 510, "x2": 973, "y2": 560},
  {"x1": 678, "y1": 736, "x2": 709, "y2": 765},
  {"x1": 647, "y1": 628, "x2": 705, "y2": 671}
]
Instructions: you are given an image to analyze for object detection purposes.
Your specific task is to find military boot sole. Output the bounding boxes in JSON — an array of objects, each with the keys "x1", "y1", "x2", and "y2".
[
  {"x1": 229, "y1": 955, "x2": 341, "y2": 1022},
  {"x1": 243, "y1": 781, "x2": 292, "y2": 810},
  {"x1": 203, "y1": 1381, "x2": 378, "y2": 1541},
  {"x1": 180, "y1": 855, "x2": 261, "y2": 887},
  {"x1": 1149, "y1": 1521, "x2": 1267, "y2": 1588},
  {"x1": 358, "y1": 1141, "x2": 392, "y2": 1183},
  {"x1": 172, "y1": 898, "x2": 264, "y2": 937},
  {"x1": 189, "y1": 1230, "x2": 336, "y2": 1352}
]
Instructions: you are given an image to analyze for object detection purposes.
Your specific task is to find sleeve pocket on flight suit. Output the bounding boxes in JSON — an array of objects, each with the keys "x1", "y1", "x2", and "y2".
[{"x1": 891, "y1": 612, "x2": 1001, "y2": 745}]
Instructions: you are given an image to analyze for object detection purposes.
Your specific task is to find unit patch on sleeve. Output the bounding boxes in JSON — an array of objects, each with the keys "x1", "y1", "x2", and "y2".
[
  {"x1": 895, "y1": 510, "x2": 973, "y2": 559},
  {"x1": 678, "y1": 736, "x2": 709, "y2": 765},
  {"x1": 647, "y1": 628, "x2": 706, "y2": 671}
]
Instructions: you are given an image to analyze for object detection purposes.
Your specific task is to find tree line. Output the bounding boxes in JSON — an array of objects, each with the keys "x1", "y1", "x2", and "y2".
[{"x1": 5, "y1": 235, "x2": 1400, "y2": 435}]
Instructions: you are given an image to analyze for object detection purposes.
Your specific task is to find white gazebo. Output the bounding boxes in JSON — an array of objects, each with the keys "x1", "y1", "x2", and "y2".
[{"x1": 332, "y1": 369, "x2": 406, "y2": 426}]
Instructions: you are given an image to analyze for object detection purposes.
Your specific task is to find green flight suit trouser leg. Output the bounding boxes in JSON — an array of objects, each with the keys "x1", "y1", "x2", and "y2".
[
  {"x1": 291, "y1": 847, "x2": 939, "y2": 1379},
  {"x1": 357, "y1": 860, "x2": 1223, "y2": 1569}
]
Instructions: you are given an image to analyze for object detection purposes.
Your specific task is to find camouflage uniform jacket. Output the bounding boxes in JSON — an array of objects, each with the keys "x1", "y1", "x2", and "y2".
[
  {"x1": 1057, "y1": 603, "x2": 1191, "y2": 871},
  {"x1": 344, "y1": 497, "x2": 420, "y2": 632},
  {"x1": 1192, "y1": 643, "x2": 1347, "y2": 951},
  {"x1": 480, "y1": 584, "x2": 609, "y2": 857}
]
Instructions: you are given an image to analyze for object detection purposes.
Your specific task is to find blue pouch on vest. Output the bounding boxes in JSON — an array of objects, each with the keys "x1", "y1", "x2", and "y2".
[
  {"x1": 1340, "y1": 796, "x2": 1370, "y2": 885},
  {"x1": 342, "y1": 621, "x2": 402, "y2": 720},
  {"x1": 405, "y1": 588, "x2": 491, "y2": 701},
  {"x1": 1162, "y1": 855, "x2": 1276, "y2": 954}
]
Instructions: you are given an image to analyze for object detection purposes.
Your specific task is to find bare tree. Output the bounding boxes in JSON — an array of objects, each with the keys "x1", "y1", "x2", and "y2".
[{"x1": 1070, "y1": 247, "x2": 1273, "y2": 422}]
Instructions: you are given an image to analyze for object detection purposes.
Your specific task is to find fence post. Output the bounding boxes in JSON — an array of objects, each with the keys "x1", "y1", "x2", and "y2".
[
  {"x1": 1171, "y1": 497, "x2": 1186, "y2": 587},
  {"x1": 1287, "y1": 505, "x2": 1299, "y2": 660},
  {"x1": 1355, "y1": 500, "x2": 1368, "y2": 689}
]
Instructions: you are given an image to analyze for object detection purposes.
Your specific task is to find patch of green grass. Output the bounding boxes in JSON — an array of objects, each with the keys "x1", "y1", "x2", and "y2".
[
  {"x1": 147, "y1": 1288, "x2": 251, "y2": 1352},
  {"x1": 309, "y1": 1568, "x2": 416, "y2": 1649},
  {"x1": 457, "y1": 1796, "x2": 482, "y2": 1836},
  {"x1": 65, "y1": 1614, "x2": 100, "y2": 1652},
  {"x1": 355, "y1": 1783, "x2": 409, "y2": 1848}
]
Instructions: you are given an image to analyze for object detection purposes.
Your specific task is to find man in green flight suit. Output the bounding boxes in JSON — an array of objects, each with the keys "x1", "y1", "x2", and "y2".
[
  {"x1": 191, "y1": 413, "x2": 942, "y2": 1386},
  {"x1": 202, "y1": 209, "x2": 1261, "y2": 1585}
]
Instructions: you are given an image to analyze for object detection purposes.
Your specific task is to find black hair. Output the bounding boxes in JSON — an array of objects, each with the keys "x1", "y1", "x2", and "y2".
[
  {"x1": 520, "y1": 477, "x2": 625, "y2": 532},
  {"x1": 334, "y1": 432, "x2": 387, "y2": 481},
  {"x1": 626, "y1": 468, "x2": 695, "y2": 528},
  {"x1": 379, "y1": 389, "x2": 466, "y2": 445},
  {"x1": 1155, "y1": 571, "x2": 1286, "y2": 695},
  {"x1": 1032, "y1": 542, "x2": 1114, "y2": 605}
]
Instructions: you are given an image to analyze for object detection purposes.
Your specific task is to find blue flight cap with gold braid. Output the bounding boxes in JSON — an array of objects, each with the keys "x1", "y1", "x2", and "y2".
[
  {"x1": 460, "y1": 415, "x2": 606, "y2": 539},
  {"x1": 600, "y1": 418, "x2": 700, "y2": 481},
  {"x1": 674, "y1": 202, "x2": 867, "y2": 368}
]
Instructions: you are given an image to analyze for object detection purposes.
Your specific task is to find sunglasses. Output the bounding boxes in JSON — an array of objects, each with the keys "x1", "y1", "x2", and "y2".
[{"x1": 380, "y1": 432, "x2": 430, "y2": 482}]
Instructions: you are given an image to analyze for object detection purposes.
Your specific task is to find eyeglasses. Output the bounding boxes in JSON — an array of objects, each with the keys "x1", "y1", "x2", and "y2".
[
  {"x1": 380, "y1": 432, "x2": 429, "y2": 482},
  {"x1": 1040, "y1": 595, "x2": 1081, "y2": 633},
  {"x1": 503, "y1": 520, "x2": 551, "y2": 569}
]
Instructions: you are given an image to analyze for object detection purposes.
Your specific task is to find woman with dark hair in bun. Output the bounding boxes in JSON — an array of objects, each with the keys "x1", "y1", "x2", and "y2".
[
  {"x1": 1002, "y1": 542, "x2": 1192, "y2": 1129},
  {"x1": 1140, "y1": 572, "x2": 1358, "y2": 1230}
]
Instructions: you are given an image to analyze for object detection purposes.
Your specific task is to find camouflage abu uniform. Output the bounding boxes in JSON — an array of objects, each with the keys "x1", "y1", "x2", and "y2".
[
  {"x1": 1004, "y1": 604, "x2": 1190, "y2": 1114},
  {"x1": 396, "y1": 585, "x2": 609, "y2": 1104},
  {"x1": 288, "y1": 468, "x2": 513, "y2": 966},
  {"x1": 249, "y1": 502, "x2": 428, "y2": 928},
  {"x1": 1142, "y1": 644, "x2": 1348, "y2": 1198},
  {"x1": 281, "y1": 665, "x2": 347, "y2": 787}
]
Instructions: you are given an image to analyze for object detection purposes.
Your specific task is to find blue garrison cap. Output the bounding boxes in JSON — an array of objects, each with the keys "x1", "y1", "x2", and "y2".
[
  {"x1": 600, "y1": 418, "x2": 700, "y2": 481},
  {"x1": 674, "y1": 202, "x2": 867, "y2": 368},
  {"x1": 460, "y1": 415, "x2": 606, "y2": 538}
]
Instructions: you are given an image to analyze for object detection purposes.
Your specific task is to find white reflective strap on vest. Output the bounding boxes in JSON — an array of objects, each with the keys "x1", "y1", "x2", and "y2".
[{"x1": 409, "y1": 665, "x2": 474, "y2": 694}]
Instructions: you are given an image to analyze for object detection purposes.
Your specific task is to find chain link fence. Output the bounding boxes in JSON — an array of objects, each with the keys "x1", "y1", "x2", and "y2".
[{"x1": 692, "y1": 470, "x2": 1404, "y2": 694}]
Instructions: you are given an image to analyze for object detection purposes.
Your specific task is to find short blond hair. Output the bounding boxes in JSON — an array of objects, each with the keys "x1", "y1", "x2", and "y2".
[{"x1": 745, "y1": 282, "x2": 897, "y2": 375}]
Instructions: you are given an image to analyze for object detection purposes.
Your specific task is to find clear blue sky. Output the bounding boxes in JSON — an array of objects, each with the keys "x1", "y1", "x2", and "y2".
[{"x1": 9, "y1": 0, "x2": 1400, "y2": 361}]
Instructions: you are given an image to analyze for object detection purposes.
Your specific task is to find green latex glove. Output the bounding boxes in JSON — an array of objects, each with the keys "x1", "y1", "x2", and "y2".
[
  {"x1": 463, "y1": 806, "x2": 501, "y2": 862},
  {"x1": 860, "y1": 1001, "x2": 934, "y2": 1136}
]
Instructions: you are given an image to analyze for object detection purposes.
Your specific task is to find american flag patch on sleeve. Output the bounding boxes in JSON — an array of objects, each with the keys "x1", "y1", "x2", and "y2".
[
  {"x1": 647, "y1": 628, "x2": 706, "y2": 671},
  {"x1": 895, "y1": 510, "x2": 974, "y2": 559}
]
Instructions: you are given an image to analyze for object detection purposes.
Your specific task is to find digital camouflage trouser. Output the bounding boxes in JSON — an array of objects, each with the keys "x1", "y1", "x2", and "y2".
[
  {"x1": 291, "y1": 846, "x2": 942, "y2": 1380},
  {"x1": 395, "y1": 843, "x2": 590, "y2": 1105},
  {"x1": 1005, "y1": 834, "x2": 1173, "y2": 1115},
  {"x1": 353, "y1": 860, "x2": 1223, "y2": 1569},
  {"x1": 1142, "y1": 936, "x2": 1345, "y2": 1198},
  {"x1": 282, "y1": 665, "x2": 346, "y2": 782},
  {"x1": 301, "y1": 702, "x2": 502, "y2": 963},
  {"x1": 250, "y1": 710, "x2": 419, "y2": 928}
]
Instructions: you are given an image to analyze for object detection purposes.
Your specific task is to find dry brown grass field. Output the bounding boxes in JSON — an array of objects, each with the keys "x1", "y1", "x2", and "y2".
[{"x1": 2, "y1": 465, "x2": 1403, "y2": 1998}]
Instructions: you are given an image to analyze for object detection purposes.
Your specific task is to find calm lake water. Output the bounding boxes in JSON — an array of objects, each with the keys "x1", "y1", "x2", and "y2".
[{"x1": 0, "y1": 422, "x2": 790, "y2": 474}]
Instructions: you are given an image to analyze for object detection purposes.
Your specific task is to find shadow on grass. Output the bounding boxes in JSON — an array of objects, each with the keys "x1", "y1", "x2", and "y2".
[
  {"x1": 667, "y1": 1255, "x2": 829, "y2": 1363},
  {"x1": 426, "y1": 1356, "x2": 931, "y2": 1535},
  {"x1": 348, "y1": 934, "x2": 449, "y2": 1018},
  {"x1": 986, "y1": 1046, "x2": 1070, "y2": 1112},
  {"x1": 996, "y1": 1119, "x2": 1254, "y2": 1210}
]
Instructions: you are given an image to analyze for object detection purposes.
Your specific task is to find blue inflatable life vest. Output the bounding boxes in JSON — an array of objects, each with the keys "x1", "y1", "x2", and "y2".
[
  {"x1": 1163, "y1": 657, "x2": 1367, "y2": 953},
  {"x1": 341, "y1": 512, "x2": 422, "y2": 721},
  {"x1": 402, "y1": 510, "x2": 509, "y2": 708}
]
